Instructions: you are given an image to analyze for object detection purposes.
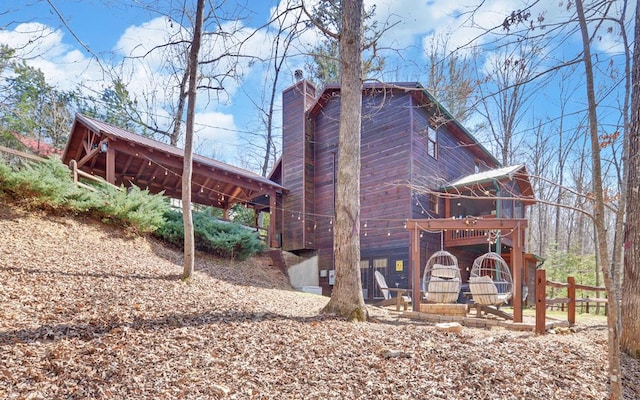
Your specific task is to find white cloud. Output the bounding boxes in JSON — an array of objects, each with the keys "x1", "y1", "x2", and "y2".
[
  {"x1": 192, "y1": 112, "x2": 239, "y2": 162},
  {"x1": 0, "y1": 22, "x2": 104, "y2": 92}
]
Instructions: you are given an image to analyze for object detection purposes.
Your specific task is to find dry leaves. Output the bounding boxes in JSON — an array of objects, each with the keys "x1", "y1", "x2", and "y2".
[{"x1": 1, "y1": 204, "x2": 639, "y2": 399}]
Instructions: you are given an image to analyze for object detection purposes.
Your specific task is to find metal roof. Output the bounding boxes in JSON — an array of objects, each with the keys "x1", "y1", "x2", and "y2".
[{"x1": 447, "y1": 164, "x2": 525, "y2": 188}]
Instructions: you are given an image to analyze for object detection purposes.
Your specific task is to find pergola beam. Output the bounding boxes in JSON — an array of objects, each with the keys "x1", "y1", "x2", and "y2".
[{"x1": 407, "y1": 218, "x2": 527, "y2": 322}]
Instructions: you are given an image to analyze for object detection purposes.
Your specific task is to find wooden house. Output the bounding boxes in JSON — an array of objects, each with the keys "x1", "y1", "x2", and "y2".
[{"x1": 270, "y1": 80, "x2": 536, "y2": 301}]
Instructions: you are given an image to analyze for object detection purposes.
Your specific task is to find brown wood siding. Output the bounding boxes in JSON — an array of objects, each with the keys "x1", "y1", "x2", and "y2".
[
  {"x1": 313, "y1": 97, "x2": 340, "y2": 270},
  {"x1": 409, "y1": 96, "x2": 497, "y2": 268},
  {"x1": 281, "y1": 81, "x2": 316, "y2": 251},
  {"x1": 312, "y1": 90, "x2": 415, "y2": 271}
]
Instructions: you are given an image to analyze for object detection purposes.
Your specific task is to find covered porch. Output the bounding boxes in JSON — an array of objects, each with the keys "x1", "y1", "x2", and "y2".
[{"x1": 61, "y1": 113, "x2": 285, "y2": 247}]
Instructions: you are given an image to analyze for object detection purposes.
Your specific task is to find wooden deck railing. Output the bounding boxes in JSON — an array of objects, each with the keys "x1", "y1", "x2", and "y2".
[
  {"x1": 535, "y1": 269, "x2": 607, "y2": 334},
  {"x1": 445, "y1": 227, "x2": 513, "y2": 247}
]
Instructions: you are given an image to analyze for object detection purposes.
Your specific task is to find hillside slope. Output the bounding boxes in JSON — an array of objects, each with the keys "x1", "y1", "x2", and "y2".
[{"x1": 1, "y1": 204, "x2": 638, "y2": 399}]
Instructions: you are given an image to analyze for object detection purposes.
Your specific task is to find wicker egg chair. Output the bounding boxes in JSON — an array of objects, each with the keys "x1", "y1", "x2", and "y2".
[
  {"x1": 468, "y1": 252, "x2": 513, "y2": 306},
  {"x1": 422, "y1": 250, "x2": 461, "y2": 303}
]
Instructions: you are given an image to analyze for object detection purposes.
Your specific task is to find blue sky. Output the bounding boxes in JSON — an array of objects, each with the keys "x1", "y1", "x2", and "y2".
[{"x1": 0, "y1": 0, "x2": 632, "y2": 175}]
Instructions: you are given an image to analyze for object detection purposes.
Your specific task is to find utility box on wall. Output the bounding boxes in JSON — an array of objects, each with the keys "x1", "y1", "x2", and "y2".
[{"x1": 328, "y1": 270, "x2": 335, "y2": 285}]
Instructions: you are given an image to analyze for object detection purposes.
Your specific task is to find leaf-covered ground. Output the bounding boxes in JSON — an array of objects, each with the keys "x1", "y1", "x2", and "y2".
[{"x1": 1, "y1": 204, "x2": 639, "y2": 399}]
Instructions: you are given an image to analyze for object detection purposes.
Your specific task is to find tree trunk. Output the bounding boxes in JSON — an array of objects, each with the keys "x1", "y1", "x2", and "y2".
[
  {"x1": 321, "y1": 0, "x2": 367, "y2": 321},
  {"x1": 172, "y1": 64, "x2": 190, "y2": 147},
  {"x1": 621, "y1": 0, "x2": 640, "y2": 359},
  {"x1": 575, "y1": 0, "x2": 622, "y2": 397},
  {"x1": 181, "y1": 0, "x2": 205, "y2": 280}
]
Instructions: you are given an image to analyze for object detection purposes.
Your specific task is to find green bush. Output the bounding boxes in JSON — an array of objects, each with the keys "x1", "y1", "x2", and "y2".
[
  {"x1": 0, "y1": 157, "x2": 169, "y2": 233},
  {"x1": 154, "y1": 209, "x2": 266, "y2": 260},
  {"x1": 98, "y1": 185, "x2": 169, "y2": 233},
  {"x1": 0, "y1": 157, "x2": 264, "y2": 259},
  {"x1": 0, "y1": 158, "x2": 98, "y2": 211}
]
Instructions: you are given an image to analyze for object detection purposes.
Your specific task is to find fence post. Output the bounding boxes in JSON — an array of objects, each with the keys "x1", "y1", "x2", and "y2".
[
  {"x1": 70, "y1": 159, "x2": 78, "y2": 183},
  {"x1": 567, "y1": 276, "x2": 576, "y2": 325},
  {"x1": 535, "y1": 269, "x2": 546, "y2": 334}
]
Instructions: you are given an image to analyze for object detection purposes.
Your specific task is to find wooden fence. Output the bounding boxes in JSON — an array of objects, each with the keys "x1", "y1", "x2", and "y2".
[
  {"x1": 0, "y1": 145, "x2": 122, "y2": 193},
  {"x1": 68, "y1": 159, "x2": 122, "y2": 192},
  {"x1": 535, "y1": 268, "x2": 607, "y2": 334}
]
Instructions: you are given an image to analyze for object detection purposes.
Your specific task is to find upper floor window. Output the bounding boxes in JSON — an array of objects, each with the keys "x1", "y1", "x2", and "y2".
[
  {"x1": 428, "y1": 193, "x2": 439, "y2": 214},
  {"x1": 426, "y1": 126, "x2": 437, "y2": 159}
]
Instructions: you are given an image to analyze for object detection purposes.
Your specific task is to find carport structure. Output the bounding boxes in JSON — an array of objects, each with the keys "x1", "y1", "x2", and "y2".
[{"x1": 62, "y1": 113, "x2": 285, "y2": 247}]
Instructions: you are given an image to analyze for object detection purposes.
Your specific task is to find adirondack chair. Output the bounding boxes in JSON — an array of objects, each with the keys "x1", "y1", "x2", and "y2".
[{"x1": 374, "y1": 270, "x2": 411, "y2": 311}]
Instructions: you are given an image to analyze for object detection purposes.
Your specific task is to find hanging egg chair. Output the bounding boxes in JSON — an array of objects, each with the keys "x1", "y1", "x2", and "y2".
[
  {"x1": 468, "y1": 252, "x2": 513, "y2": 306},
  {"x1": 422, "y1": 250, "x2": 461, "y2": 303}
]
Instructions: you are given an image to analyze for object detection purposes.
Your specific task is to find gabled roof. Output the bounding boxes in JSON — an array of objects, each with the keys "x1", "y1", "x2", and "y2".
[
  {"x1": 444, "y1": 164, "x2": 535, "y2": 204},
  {"x1": 307, "y1": 81, "x2": 500, "y2": 167},
  {"x1": 62, "y1": 113, "x2": 285, "y2": 209}
]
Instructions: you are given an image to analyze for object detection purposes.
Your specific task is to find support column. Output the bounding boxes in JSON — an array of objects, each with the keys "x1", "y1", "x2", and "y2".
[
  {"x1": 105, "y1": 141, "x2": 115, "y2": 184},
  {"x1": 512, "y1": 226, "x2": 523, "y2": 323},
  {"x1": 411, "y1": 224, "x2": 420, "y2": 312},
  {"x1": 269, "y1": 193, "x2": 277, "y2": 248}
]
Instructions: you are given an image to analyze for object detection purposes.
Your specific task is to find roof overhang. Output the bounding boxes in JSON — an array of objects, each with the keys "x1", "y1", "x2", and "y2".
[{"x1": 442, "y1": 164, "x2": 536, "y2": 205}]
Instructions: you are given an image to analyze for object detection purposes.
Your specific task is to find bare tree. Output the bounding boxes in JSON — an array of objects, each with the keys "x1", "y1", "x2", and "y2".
[
  {"x1": 181, "y1": 0, "x2": 205, "y2": 280},
  {"x1": 424, "y1": 34, "x2": 477, "y2": 125},
  {"x1": 243, "y1": 1, "x2": 306, "y2": 176},
  {"x1": 475, "y1": 39, "x2": 546, "y2": 166},
  {"x1": 621, "y1": 0, "x2": 640, "y2": 360},
  {"x1": 574, "y1": 0, "x2": 622, "y2": 396}
]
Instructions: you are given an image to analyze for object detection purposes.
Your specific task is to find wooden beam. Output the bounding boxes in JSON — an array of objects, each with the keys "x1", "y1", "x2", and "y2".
[
  {"x1": 0, "y1": 145, "x2": 47, "y2": 163},
  {"x1": 411, "y1": 225, "x2": 420, "y2": 312},
  {"x1": 535, "y1": 268, "x2": 546, "y2": 334},
  {"x1": 512, "y1": 237, "x2": 522, "y2": 323},
  {"x1": 269, "y1": 194, "x2": 277, "y2": 248},
  {"x1": 407, "y1": 218, "x2": 527, "y2": 231},
  {"x1": 77, "y1": 140, "x2": 104, "y2": 167},
  {"x1": 105, "y1": 142, "x2": 115, "y2": 184},
  {"x1": 229, "y1": 186, "x2": 244, "y2": 202}
]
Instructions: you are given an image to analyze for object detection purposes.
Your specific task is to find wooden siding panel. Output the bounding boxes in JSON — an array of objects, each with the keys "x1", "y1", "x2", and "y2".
[{"x1": 281, "y1": 82, "x2": 316, "y2": 251}]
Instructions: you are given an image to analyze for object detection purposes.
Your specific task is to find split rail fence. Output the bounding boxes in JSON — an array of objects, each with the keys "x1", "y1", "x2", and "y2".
[{"x1": 535, "y1": 268, "x2": 608, "y2": 334}]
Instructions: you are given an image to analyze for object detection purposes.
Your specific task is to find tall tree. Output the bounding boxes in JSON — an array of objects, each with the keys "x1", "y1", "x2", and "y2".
[
  {"x1": 319, "y1": 0, "x2": 367, "y2": 320},
  {"x1": 575, "y1": 0, "x2": 622, "y2": 396},
  {"x1": 424, "y1": 34, "x2": 477, "y2": 125},
  {"x1": 243, "y1": 1, "x2": 306, "y2": 176},
  {"x1": 0, "y1": 58, "x2": 73, "y2": 152},
  {"x1": 475, "y1": 40, "x2": 544, "y2": 166},
  {"x1": 304, "y1": 0, "x2": 384, "y2": 87},
  {"x1": 621, "y1": 0, "x2": 640, "y2": 359},
  {"x1": 182, "y1": 0, "x2": 205, "y2": 280}
]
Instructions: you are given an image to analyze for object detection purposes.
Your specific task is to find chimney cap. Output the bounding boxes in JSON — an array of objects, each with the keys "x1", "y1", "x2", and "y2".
[{"x1": 294, "y1": 69, "x2": 303, "y2": 82}]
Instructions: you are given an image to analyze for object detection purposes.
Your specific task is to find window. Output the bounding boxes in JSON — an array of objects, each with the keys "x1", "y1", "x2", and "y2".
[
  {"x1": 428, "y1": 193, "x2": 439, "y2": 214},
  {"x1": 427, "y1": 126, "x2": 437, "y2": 159}
]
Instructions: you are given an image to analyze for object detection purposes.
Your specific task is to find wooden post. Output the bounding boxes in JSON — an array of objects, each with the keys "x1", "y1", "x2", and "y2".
[
  {"x1": 411, "y1": 224, "x2": 420, "y2": 312},
  {"x1": 70, "y1": 159, "x2": 78, "y2": 183},
  {"x1": 567, "y1": 276, "x2": 576, "y2": 325},
  {"x1": 269, "y1": 193, "x2": 277, "y2": 248},
  {"x1": 511, "y1": 226, "x2": 523, "y2": 323},
  {"x1": 105, "y1": 141, "x2": 115, "y2": 184},
  {"x1": 535, "y1": 268, "x2": 546, "y2": 335}
]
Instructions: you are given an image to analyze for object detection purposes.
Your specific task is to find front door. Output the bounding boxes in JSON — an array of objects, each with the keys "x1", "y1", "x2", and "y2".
[{"x1": 360, "y1": 257, "x2": 390, "y2": 301}]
